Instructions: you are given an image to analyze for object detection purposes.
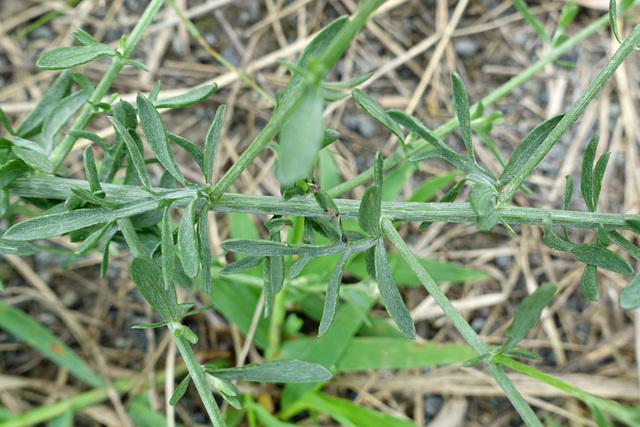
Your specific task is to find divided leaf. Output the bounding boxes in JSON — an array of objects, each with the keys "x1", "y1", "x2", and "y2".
[
  {"x1": 130, "y1": 256, "x2": 180, "y2": 322},
  {"x1": 319, "y1": 252, "x2": 351, "y2": 336},
  {"x1": 352, "y1": 89, "x2": 405, "y2": 145},
  {"x1": 36, "y1": 44, "x2": 116, "y2": 70}
]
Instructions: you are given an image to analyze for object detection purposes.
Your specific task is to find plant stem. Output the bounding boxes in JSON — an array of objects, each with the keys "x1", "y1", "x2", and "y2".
[
  {"x1": 48, "y1": 0, "x2": 165, "y2": 170},
  {"x1": 487, "y1": 362, "x2": 543, "y2": 426},
  {"x1": 499, "y1": 20, "x2": 640, "y2": 203}
]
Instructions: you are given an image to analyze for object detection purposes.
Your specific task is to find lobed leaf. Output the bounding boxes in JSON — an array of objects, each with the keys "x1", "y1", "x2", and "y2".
[
  {"x1": 570, "y1": 243, "x2": 633, "y2": 275},
  {"x1": 178, "y1": 197, "x2": 199, "y2": 278},
  {"x1": 204, "y1": 105, "x2": 225, "y2": 185},
  {"x1": 500, "y1": 282, "x2": 556, "y2": 352},
  {"x1": 130, "y1": 256, "x2": 180, "y2": 321},
  {"x1": 161, "y1": 206, "x2": 176, "y2": 290},
  {"x1": 620, "y1": 271, "x2": 640, "y2": 309},
  {"x1": 451, "y1": 72, "x2": 473, "y2": 158},
  {"x1": 319, "y1": 252, "x2": 351, "y2": 336},
  {"x1": 352, "y1": 89, "x2": 405, "y2": 145},
  {"x1": 137, "y1": 94, "x2": 186, "y2": 185},
  {"x1": 581, "y1": 264, "x2": 599, "y2": 301},
  {"x1": 36, "y1": 44, "x2": 116, "y2": 70},
  {"x1": 374, "y1": 238, "x2": 416, "y2": 339},
  {"x1": 208, "y1": 360, "x2": 332, "y2": 383},
  {"x1": 153, "y1": 84, "x2": 218, "y2": 109}
]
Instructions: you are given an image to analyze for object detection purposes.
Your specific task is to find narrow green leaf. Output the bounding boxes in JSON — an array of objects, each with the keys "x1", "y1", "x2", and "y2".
[
  {"x1": 0, "y1": 299, "x2": 104, "y2": 388},
  {"x1": 462, "y1": 353, "x2": 490, "y2": 367},
  {"x1": 268, "y1": 246, "x2": 284, "y2": 295},
  {"x1": 277, "y1": 83, "x2": 324, "y2": 187},
  {"x1": 137, "y1": 94, "x2": 186, "y2": 185},
  {"x1": 562, "y1": 175, "x2": 574, "y2": 211},
  {"x1": 169, "y1": 375, "x2": 191, "y2": 406},
  {"x1": 198, "y1": 203, "x2": 212, "y2": 294},
  {"x1": 501, "y1": 348, "x2": 540, "y2": 361},
  {"x1": 12, "y1": 145, "x2": 53, "y2": 174},
  {"x1": 161, "y1": 206, "x2": 175, "y2": 290},
  {"x1": 74, "y1": 221, "x2": 116, "y2": 255},
  {"x1": 265, "y1": 217, "x2": 294, "y2": 235},
  {"x1": 512, "y1": 0, "x2": 551, "y2": 42},
  {"x1": 319, "y1": 252, "x2": 351, "y2": 336},
  {"x1": 374, "y1": 238, "x2": 415, "y2": 339},
  {"x1": 610, "y1": 0, "x2": 622, "y2": 44},
  {"x1": 374, "y1": 151, "x2": 384, "y2": 187},
  {"x1": 204, "y1": 105, "x2": 226, "y2": 185},
  {"x1": 263, "y1": 256, "x2": 275, "y2": 317},
  {"x1": 124, "y1": 59, "x2": 149, "y2": 72},
  {"x1": 42, "y1": 90, "x2": 89, "y2": 152},
  {"x1": 222, "y1": 236, "x2": 376, "y2": 257},
  {"x1": 592, "y1": 151, "x2": 610, "y2": 210},
  {"x1": 180, "y1": 324, "x2": 199, "y2": 344},
  {"x1": 608, "y1": 231, "x2": 640, "y2": 261},
  {"x1": 153, "y1": 84, "x2": 218, "y2": 109},
  {"x1": 108, "y1": 116, "x2": 151, "y2": 190},
  {"x1": 625, "y1": 218, "x2": 640, "y2": 234},
  {"x1": 358, "y1": 184, "x2": 382, "y2": 236},
  {"x1": 16, "y1": 70, "x2": 72, "y2": 138},
  {"x1": 0, "y1": 238, "x2": 39, "y2": 255},
  {"x1": 570, "y1": 243, "x2": 633, "y2": 275},
  {"x1": 620, "y1": 271, "x2": 640, "y2": 309},
  {"x1": 101, "y1": 240, "x2": 110, "y2": 277},
  {"x1": 168, "y1": 132, "x2": 205, "y2": 173},
  {"x1": 581, "y1": 265, "x2": 599, "y2": 301},
  {"x1": 501, "y1": 282, "x2": 556, "y2": 351},
  {"x1": 542, "y1": 215, "x2": 576, "y2": 251},
  {"x1": 469, "y1": 182, "x2": 499, "y2": 231},
  {"x1": 220, "y1": 255, "x2": 264, "y2": 275},
  {"x1": 71, "y1": 72, "x2": 95, "y2": 96},
  {"x1": 71, "y1": 28, "x2": 100, "y2": 46},
  {"x1": 178, "y1": 198, "x2": 199, "y2": 278},
  {"x1": 581, "y1": 134, "x2": 599, "y2": 212},
  {"x1": 451, "y1": 72, "x2": 473, "y2": 158},
  {"x1": 130, "y1": 256, "x2": 180, "y2": 321},
  {"x1": 290, "y1": 254, "x2": 312, "y2": 278},
  {"x1": 207, "y1": 360, "x2": 331, "y2": 383},
  {"x1": 352, "y1": 89, "x2": 405, "y2": 145},
  {"x1": 131, "y1": 321, "x2": 168, "y2": 329},
  {"x1": 68, "y1": 130, "x2": 108, "y2": 151},
  {"x1": 149, "y1": 81, "x2": 162, "y2": 101},
  {"x1": 324, "y1": 72, "x2": 372, "y2": 89},
  {"x1": 36, "y1": 44, "x2": 116, "y2": 70},
  {"x1": 499, "y1": 114, "x2": 564, "y2": 187},
  {"x1": 83, "y1": 145, "x2": 101, "y2": 193},
  {"x1": 180, "y1": 302, "x2": 216, "y2": 319},
  {"x1": 0, "y1": 107, "x2": 15, "y2": 135}
]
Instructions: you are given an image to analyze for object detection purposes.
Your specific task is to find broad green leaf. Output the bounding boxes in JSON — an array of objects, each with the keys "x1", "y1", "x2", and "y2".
[
  {"x1": 500, "y1": 282, "x2": 556, "y2": 351},
  {"x1": 178, "y1": 197, "x2": 199, "y2": 278},
  {"x1": 374, "y1": 238, "x2": 415, "y2": 339},
  {"x1": 0, "y1": 159, "x2": 29, "y2": 189},
  {"x1": 620, "y1": 271, "x2": 640, "y2": 309},
  {"x1": 581, "y1": 134, "x2": 599, "y2": 212},
  {"x1": 169, "y1": 375, "x2": 191, "y2": 406},
  {"x1": 610, "y1": 0, "x2": 622, "y2": 44},
  {"x1": 0, "y1": 299, "x2": 104, "y2": 388},
  {"x1": 512, "y1": 0, "x2": 551, "y2": 42},
  {"x1": 36, "y1": 44, "x2": 116, "y2": 70},
  {"x1": 16, "y1": 70, "x2": 72, "y2": 138},
  {"x1": 42, "y1": 91, "x2": 89, "y2": 152},
  {"x1": 204, "y1": 105, "x2": 225, "y2": 185},
  {"x1": 220, "y1": 255, "x2": 264, "y2": 275},
  {"x1": 130, "y1": 256, "x2": 180, "y2": 321},
  {"x1": 108, "y1": 116, "x2": 151, "y2": 190},
  {"x1": 358, "y1": 184, "x2": 382, "y2": 235},
  {"x1": 161, "y1": 206, "x2": 175, "y2": 290},
  {"x1": 0, "y1": 238, "x2": 39, "y2": 255},
  {"x1": 153, "y1": 83, "x2": 218, "y2": 108},
  {"x1": 352, "y1": 89, "x2": 405, "y2": 145},
  {"x1": 198, "y1": 203, "x2": 212, "y2": 294},
  {"x1": 608, "y1": 231, "x2": 640, "y2": 261},
  {"x1": 69, "y1": 130, "x2": 108, "y2": 151},
  {"x1": 337, "y1": 337, "x2": 475, "y2": 371},
  {"x1": 3, "y1": 196, "x2": 167, "y2": 240},
  {"x1": 469, "y1": 182, "x2": 499, "y2": 231},
  {"x1": 221, "y1": 236, "x2": 376, "y2": 257},
  {"x1": 83, "y1": 145, "x2": 101, "y2": 192},
  {"x1": 581, "y1": 264, "x2": 599, "y2": 301},
  {"x1": 542, "y1": 215, "x2": 576, "y2": 251},
  {"x1": 570, "y1": 244, "x2": 633, "y2": 275},
  {"x1": 319, "y1": 251, "x2": 351, "y2": 336},
  {"x1": 593, "y1": 151, "x2": 610, "y2": 210},
  {"x1": 499, "y1": 114, "x2": 564, "y2": 187},
  {"x1": 168, "y1": 132, "x2": 205, "y2": 173},
  {"x1": 74, "y1": 221, "x2": 116, "y2": 255},
  {"x1": 277, "y1": 83, "x2": 324, "y2": 187},
  {"x1": 207, "y1": 360, "x2": 331, "y2": 383},
  {"x1": 137, "y1": 94, "x2": 186, "y2": 185},
  {"x1": 451, "y1": 72, "x2": 473, "y2": 158}
]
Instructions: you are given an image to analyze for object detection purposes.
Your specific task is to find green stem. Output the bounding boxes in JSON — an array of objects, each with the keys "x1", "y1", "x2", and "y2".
[
  {"x1": 48, "y1": 0, "x2": 165, "y2": 170},
  {"x1": 488, "y1": 363, "x2": 542, "y2": 426},
  {"x1": 499, "y1": 20, "x2": 640, "y2": 203}
]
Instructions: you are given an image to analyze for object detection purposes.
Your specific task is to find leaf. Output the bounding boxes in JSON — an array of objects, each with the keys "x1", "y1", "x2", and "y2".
[
  {"x1": 42, "y1": 91, "x2": 89, "y2": 152},
  {"x1": 124, "y1": 59, "x2": 149, "y2": 72},
  {"x1": 320, "y1": 128, "x2": 340, "y2": 149},
  {"x1": 570, "y1": 243, "x2": 633, "y2": 275},
  {"x1": 178, "y1": 198, "x2": 199, "y2": 278},
  {"x1": 161, "y1": 206, "x2": 175, "y2": 290},
  {"x1": 625, "y1": 218, "x2": 640, "y2": 234},
  {"x1": 499, "y1": 114, "x2": 564, "y2": 187},
  {"x1": 451, "y1": 72, "x2": 473, "y2": 158},
  {"x1": 512, "y1": 0, "x2": 551, "y2": 42},
  {"x1": 11, "y1": 142, "x2": 53, "y2": 174},
  {"x1": 220, "y1": 255, "x2": 264, "y2": 275},
  {"x1": 542, "y1": 215, "x2": 576, "y2": 251},
  {"x1": 608, "y1": 230, "x2": 640, "y2": 261},
  {"x1": 198, "y1": 204, "x2": 212, "y2": 294},
  {"x1": 0, "y1": 107, "x2": 15, "y2": 135},
  {"x1": 168, "y1": 133, "x2": 205, "y2": 173},
  {"x1": 36, "y1": 44, "x2": 116, "y2": 70},
  {"x1": 208, "y1": 360, "x2": 332, "y2": 383},
  {"x1": 0, "y1": 238, "x2": 39, "y2": 255},
  {"x1": 169, "y1": 375, "x2": 191, "y2": 406},
  {"x1": 149, "y1": 81, "x2": 161, "y2": 101},
  {"x1": 620, "y1": 271, "x2": 640, "y2": 309},
  {"x1": 374, "y1": 239, "x2": 415, "y2": 339},
  {"x1": 204, "y1": 105, "x2": 225, "y2": 185},
  {"x1": 277, "y1": 83, "x2": 324, "y2": 187},
  {"x1": 74, "y1": 221, "x2": 116, "y2": 255},
  {"x1": 374, "y1": 151, "x2": 384, "y2": 187},
  {"x1": 137, "y1": 94, "x2": 186, "y2": 185},
  {"x1": 352, "y1": 89, "x2": 405, "y2": 145},
  {"x1": 0, "y1": 299, "x2": 104, "y2": 388},
  {"x1": 130, "y1": 256, "x2": 180, "y2": 321},
  {"x1": 562, "y1": 175, "x2": 574, "y2": 211},
  {"x1": 358, "y1": 184, "x2": 382, "y2": 236},
  {"x1": 83, "y1": 145, "x2": 102, "y2": 193},
  {"x1": 153, "y1": 84, "x2": 218, "y2": 109},
  {"x1": 501, "y1": 348, "x2": 540, "y2": 361},
  {"x1": 114, "y1": 99, "x2": 138, "y2": 130},
  {"x1": 108, "y1": 116, "x2": 151, "y2": 190},
  {"x1": 222, "y1": 236, "x2": 377, "y2": 257},
  {"x1": 581, "y1": 134, "x2": 599, "y2": 212},
  {"x1": 500, "y1": 282, "x2": 556, "y2": 351},
  {"x1": 69, "y1": 130, "x2": 108, "y2": 151},
  {"x1": 179, "y1": 302, "x2": 216, "y2": 319},
  {"x1": 610, "y1": 0, "x2": 622, "y2": 44},
  {"x1": 71, "y1": 28, "x2": 100, "y2": 46},
  {"x1": 469, "y1": 182, "x2": 499, "y2": 231},
  {"x1": 581, "y1": 264, "x2": 599, "y2": 301},
  {"x1": 131, "y1": 321, "x2": 168, "y2": 329},
  {"x1": 319, "y1": 252, "x2": 351, "y2": 336},
  {"x1": 592, "y1": 151, "x2": 610, "y2": 210},
  {"x1": 16, "y1": 70, "x2": 72, "y2": 138},
  {"x1": 72, "y1": 72, "x2": 95, "y2": 96},
  {"x1": 408, "y1": 171, "x2": 461, "y2": 203}
]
